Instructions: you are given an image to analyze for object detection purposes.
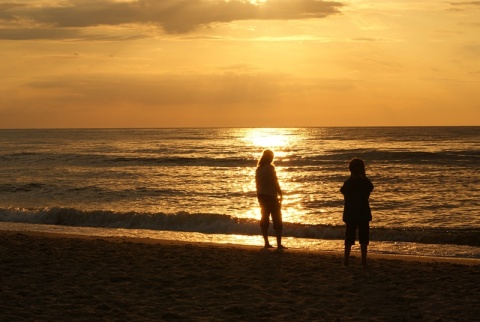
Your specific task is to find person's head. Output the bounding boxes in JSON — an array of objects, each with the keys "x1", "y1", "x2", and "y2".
[
  {"x1": 349, "y1": 158, "x2": 366, "y2": 176},
  {"x1": 258, "y1": 149, "x2": 275, "y2": 166}
]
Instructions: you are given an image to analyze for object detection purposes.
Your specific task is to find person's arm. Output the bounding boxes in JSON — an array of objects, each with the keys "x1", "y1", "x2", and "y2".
[
  {"x1": 273, "y1": 168, "x2": 283, "y2": 202},
  {"x1": 366, "y1": 178, "x2": 374, "y2": 193},
  {"x1": 340, "y1": 180, "x2": 348, "y2": 196},
  {"x1": 277, "y1": 184, "x2": 283, "y2": 202}
]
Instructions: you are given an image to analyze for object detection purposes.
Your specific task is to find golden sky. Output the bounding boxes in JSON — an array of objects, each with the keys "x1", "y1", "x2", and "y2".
[{"x1": 1, "y1": 0, "x2": 479, "y2": 128}]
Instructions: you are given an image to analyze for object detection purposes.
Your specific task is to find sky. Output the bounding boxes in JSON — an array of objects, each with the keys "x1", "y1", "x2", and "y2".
[{"x1": 0, "y1": 0, "x2": 479, "y2": 128}]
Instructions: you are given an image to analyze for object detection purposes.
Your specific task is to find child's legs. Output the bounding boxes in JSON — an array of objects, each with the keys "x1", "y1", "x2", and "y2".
[
  {"x1": 344, "y1": 223, "x2": 357, "y2": 246},
  {"x1": 357, "y1": 222, "x2": 370, "y2": 245},
  {"x1": 358, "y1": 222, "x2": 370, "y2": 265},
  {"x1": 344, "y1": 223, "x2": 357, "y2": 265},
  {"x1": 360, "y1": 245, "x2": 368, "y2": 266}
]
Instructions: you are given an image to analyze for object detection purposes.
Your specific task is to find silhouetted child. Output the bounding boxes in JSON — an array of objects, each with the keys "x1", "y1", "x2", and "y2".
[
  {"x1": 340, "y1": 158, "x2": 374, "y2": 267},
  {"x1": 255, "y1": 149, "x2": 286, "y2": 249}
]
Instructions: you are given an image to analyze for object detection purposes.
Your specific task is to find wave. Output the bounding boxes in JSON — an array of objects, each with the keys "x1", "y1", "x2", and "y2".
[
  {"x1": 1, "y1": 207, "x2": 478, "y2": 247},
  {"x1": 2, "y1": 149, "x2": 479, "y2": 168}
]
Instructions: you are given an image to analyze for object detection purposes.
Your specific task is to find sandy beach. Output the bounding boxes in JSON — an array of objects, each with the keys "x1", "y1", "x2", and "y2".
[{"x1": 1, "y1": 231, "x2": 479, "y2": 321}]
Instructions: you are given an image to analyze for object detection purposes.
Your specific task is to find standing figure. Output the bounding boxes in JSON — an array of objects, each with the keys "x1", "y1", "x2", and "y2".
[
  {"x1": 341, "y1": 158, "x2": 374, "y2": 267},
  {"x1": 255, "y1": 149, "x2": 286, "y2": 249}
]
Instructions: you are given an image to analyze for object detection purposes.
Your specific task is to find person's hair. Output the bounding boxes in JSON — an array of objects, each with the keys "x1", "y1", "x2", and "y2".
[
  {"x1": 257, "y1": 149, "x2": 274, "y2": 167},
  {"x1": 349, "y1": 158, "x2": 366, "y2": 176}
]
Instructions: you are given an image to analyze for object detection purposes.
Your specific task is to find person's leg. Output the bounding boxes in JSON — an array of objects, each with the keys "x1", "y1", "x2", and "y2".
[
  {"x1": 344, "y1": 223, "x2": 356, "y2": 266},
  {"x1": 275, "y1": 229, "x2": 287, "y2": 249},
  {"x1": 258, "y1": 196, "x2": 273, "y2": 248},
  {"x1": 262, "y1": 226, "x2": 273, "y2": 248},
  {"x1": 344, "y1": 244, "x2": 352, "y2": 266},
  {"x1": 272, "y1": 201, "x2": 286, "y2": 249},
  {"x1": 361, "y1": 244, "x2": 368, "y2": 267},
  {"x1": 358, "y1": 222, "x2": 370, "y2": 267},
  {"x1": 260, "y1": 213, "x2": 272, "y2": 248}
]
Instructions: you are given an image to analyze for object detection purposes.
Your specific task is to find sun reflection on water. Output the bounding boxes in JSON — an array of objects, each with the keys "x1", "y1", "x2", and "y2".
[
  {"x1": 241, "y1": 128, "x2": 308, "y2": 229},
  {"x1": 243, "y1": 128, "x2": 294, "y2": 150}
]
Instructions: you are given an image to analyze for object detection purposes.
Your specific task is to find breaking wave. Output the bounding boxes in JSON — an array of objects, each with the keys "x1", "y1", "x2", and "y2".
[{"x1": 1, "y1": 207, "x2": 478, "y2": 247}]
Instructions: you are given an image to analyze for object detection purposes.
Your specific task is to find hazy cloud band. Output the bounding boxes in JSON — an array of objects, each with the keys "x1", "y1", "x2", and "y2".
[{"x1": 0, "y1": 0, "x2": 343, "y2": 38}]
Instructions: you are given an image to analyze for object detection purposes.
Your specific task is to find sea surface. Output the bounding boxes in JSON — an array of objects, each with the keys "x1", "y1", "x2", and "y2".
[{"x1": 0, "y1": 127, "x2": 479, "y2": 259}]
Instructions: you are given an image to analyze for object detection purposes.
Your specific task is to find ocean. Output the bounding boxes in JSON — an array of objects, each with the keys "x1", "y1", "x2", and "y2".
[{"x1": 0, "y1": 127, "x2": 479, "y2": 259}]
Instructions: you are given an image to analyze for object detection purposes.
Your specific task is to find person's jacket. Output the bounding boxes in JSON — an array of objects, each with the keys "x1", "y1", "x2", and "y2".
[{"x1": 341, "y1": 176, "x2": 374, "y2": 224}]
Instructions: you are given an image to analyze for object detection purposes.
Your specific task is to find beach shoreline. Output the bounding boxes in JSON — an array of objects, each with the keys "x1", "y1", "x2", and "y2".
[
  {"x1": 1, "y1": 230, "x2": 479, "y2": 321},
  {"x1": 2, "y1": 229, "x2": 479, "y2": 265}
]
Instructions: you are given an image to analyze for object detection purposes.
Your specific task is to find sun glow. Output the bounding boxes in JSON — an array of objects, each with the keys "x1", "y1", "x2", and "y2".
[
  {"x1": 248, "y1": 0, "x2": 267, "y2": 4},
  {"x1": 244, "y1": 128, "x2": 292, "y2": 149}
]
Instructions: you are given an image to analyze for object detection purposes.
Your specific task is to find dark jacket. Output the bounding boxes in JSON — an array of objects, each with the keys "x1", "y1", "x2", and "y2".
[{"x1": 340, "y1": 176, "x2": 374, "y2": 224}]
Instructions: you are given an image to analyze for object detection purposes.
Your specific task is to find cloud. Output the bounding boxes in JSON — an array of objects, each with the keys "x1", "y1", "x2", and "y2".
[
  {"x1": 449, "y1": 1, "x2": 480, "y2": 5},
  {"x1": 3, "y1": 71, "x2": 285, "y2": 109},
  {"x1": 0, "y1": 0, "x2": 343, "y2": 39},
  {"x1": 0, "y1": 27, "x2": 147, "y2": 40},
  {"x1": 0, "y1": 28, "x2": 83, "y2": 40},
  {"x1": 0, "y1": 69, "x2": 359, "y2": 118},
  {"x1": 462, "y1": 43, "x2": 480, "y2": 58},
  {"x1": 448, "y1": 1, "x2": 480, "y2": 10},
  {"x1": 0, "y1": 70, "x2": 289, "y2": 127},
  {"x1": 0, "y1": 70, "x2": 364, "y2": 127}
]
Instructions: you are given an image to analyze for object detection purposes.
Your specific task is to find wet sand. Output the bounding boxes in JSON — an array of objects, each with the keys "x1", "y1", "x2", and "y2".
[{"x1": 0, "y1": 230, "x2": 479, "y2": 321}]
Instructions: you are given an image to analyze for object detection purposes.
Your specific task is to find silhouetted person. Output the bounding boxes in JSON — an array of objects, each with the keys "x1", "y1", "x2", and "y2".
[
  {"x1": 341, "y1": 158, "x2": 374, "y2": 267},
  {"x1": 255, "y1": 149, "x2": 286, "y2": 249}
]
